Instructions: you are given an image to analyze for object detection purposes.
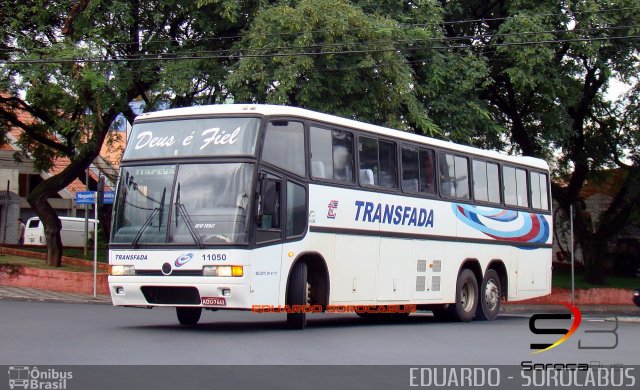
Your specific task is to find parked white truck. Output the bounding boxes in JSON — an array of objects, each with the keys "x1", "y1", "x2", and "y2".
[{"x1": 24, "y1": 216, "x2": 98, "y2": 247}]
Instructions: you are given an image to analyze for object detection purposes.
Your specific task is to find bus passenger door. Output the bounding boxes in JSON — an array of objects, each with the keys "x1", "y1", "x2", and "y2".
[{"x1": 250, "y1": 172, "x2": 284, "y2": 306}]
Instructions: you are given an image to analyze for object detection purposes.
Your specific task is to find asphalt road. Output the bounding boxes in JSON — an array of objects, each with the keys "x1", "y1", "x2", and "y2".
[{"x1": 1, "y1": 300, "x2": 639, "y2": 366}]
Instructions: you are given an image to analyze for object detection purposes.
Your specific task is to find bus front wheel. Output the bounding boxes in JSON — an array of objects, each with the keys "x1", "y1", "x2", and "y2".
[
  {"x1": 286, "y1": 261, "x2": 308, "y2": 330},
  {"x1": 176, "y1": 307, "x2": 202, "y2": 326},
  {"x1": 450, "y1": 269, "x2": 478, "y2": 322}
]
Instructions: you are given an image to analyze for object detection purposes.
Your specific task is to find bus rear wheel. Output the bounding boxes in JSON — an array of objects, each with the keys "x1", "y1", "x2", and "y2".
[
  {"x1": 477, "y1": 269, "x2": 501, "y2": 321},
  {"x1": 176, "y1": 307, "x2": 202, "y2": 326},
  {"x1": 450, "y1": 269, "x2": 478, "y2": 322},
  {"x1": 286, "y1": 261, "x2": 308, "y2": 330}
]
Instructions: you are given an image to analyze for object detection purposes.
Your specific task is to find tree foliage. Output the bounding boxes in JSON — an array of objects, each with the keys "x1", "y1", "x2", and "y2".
[
  {"x1": 440, "y1": 0, "x2": 640, "y2": 282},
  {"x1": 228, "y1": 0, "x2": 443, "y2": 134},
  {"x1": 0, "y1": 0, "x2": 258, "y2": 265},
  {"x1": 1, "y1": 0, "x2": 638, "y2": 282}
]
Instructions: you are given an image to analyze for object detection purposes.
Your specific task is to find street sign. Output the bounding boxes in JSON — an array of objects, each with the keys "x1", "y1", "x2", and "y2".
[
  {"x1": 75, "y1": 191, "x2": 96, "y2": 205},
  {"x1": 103, "y1": 191, "x2": 115, "y2": 205},
  {"x1": 75, "y1": 191, "x2": 115, "y2": 205}
]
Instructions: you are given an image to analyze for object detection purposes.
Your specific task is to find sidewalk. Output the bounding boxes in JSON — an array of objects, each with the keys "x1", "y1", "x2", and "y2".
[
  {"x1": 0, "y1": 285, "x2": 111, "y2": 304},
  {"x1": 502, "y1": 303, "x2": 640, "y2": 317}
]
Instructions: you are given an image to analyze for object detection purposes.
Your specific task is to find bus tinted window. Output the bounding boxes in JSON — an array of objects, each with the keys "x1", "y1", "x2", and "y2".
[
  {"x1": 402, "y1": 146, "x2": 435, "y2": 194},
  {"x1": 263, "y1": 121, "x2": 305, "y2": 176},
  {"x1": 439, "y1": 153, "x2": 470, "y2": 199},
  {"x1": 286, "y1": 181, "x2": 307, "y2": 237},
  {"x1": 358, "y1": 137, "x2": 397, "y2": 188},
  {"x1": 310, "y1": 127, "x2": 354, "y2": 182},
  {"x1": 503, "y1": 166, "x2": 529, "y2": 207},
  {"x1": 379, "y1": 140, "x2": 397, "y2": 188},
  {"x1": 530, "y1": 171, "x2": 549, "y2": 210},
  {"x1": 473, "y1": 160, "x2": 500, "y2": 203}
]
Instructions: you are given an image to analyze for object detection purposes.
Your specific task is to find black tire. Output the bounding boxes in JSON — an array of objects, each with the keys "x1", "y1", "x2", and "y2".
[
  {"x1": 477, "y1": 269, "x2": 501, "y2": 321},
  {"x1": 449, "y1": 269, "x2": 479, "y2": 322},
  {"x1": 176, "y1": 307, "x2": 202, "y2": 326},
  {"x1": 286, "y1": 261, "x2": 308, "y2": 330}
]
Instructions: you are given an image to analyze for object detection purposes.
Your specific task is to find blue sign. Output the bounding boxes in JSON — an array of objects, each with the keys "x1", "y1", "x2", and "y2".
[
  {"x1": 103, "y1": 191, "x2": 115, "y2": 205},
  {"x1": 75, "y1": 191, "x2": 96, "y2": 205}
]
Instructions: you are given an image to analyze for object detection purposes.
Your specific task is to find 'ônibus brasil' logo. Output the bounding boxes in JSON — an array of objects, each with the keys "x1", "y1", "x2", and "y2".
[{"x1": 174, "y1": 253, "x2": 194, "y2": 267}]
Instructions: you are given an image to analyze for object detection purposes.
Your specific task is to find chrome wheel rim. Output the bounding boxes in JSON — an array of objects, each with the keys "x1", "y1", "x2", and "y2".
[
  {"x1": 460, "y1": 282, "x2": 475, "y2": 312},
  {"x1": 485, "y1": 279, "x2": 499, "y2": 312}
]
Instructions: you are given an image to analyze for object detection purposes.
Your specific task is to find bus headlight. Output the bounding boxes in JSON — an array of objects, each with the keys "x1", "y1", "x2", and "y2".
[
  {"x1": 110, "y1": 265, "x2": 135, "y2": 276},
  {"x1": 202, "y1": 265, "x2": 243, "y2": 277}
]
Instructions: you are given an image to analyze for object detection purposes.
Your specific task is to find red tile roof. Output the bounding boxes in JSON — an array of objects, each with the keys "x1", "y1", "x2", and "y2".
[{"x1": 1, "y1": 93, "x2": 124, "y2": 197}]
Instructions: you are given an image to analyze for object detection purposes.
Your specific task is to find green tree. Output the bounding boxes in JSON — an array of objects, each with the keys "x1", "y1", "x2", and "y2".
[
  {"x1": 0, "y1": 0, "x2": 258, "y2": 266},
  {"x1": 227, "y1": 0, "x2": 446, "y2": 135},
  {"x1": 439, "y1": 0, "x2": 640, "y2": 283}
]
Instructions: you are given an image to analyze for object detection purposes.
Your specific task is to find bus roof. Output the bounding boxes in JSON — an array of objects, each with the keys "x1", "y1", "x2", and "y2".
[{"x1": 135, "y1": 104, "x2": 549, "y2": 170}]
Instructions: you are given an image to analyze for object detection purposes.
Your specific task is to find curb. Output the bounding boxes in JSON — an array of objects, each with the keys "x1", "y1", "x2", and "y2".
[{"x1": 0, "y1": 286, "x2": 111, "y2": 305}]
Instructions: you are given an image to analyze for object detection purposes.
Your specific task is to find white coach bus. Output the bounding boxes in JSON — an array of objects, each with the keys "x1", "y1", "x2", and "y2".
[{"x1": 109, "y1": 104, "x2": 552, "y2": 329}]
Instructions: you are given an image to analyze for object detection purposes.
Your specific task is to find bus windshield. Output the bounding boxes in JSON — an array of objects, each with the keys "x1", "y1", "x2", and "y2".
[
  {"x1": 122, "y1": 117, "x2": 260, "y2": 161},
  {"x1": 111, "y1": 163, "x2": 253, "y2": 246}
]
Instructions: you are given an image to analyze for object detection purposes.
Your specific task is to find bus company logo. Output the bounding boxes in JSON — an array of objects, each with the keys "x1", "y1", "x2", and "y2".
[
  {"x1": 174, "y1": 253, "x2": 194, "y2": 267},
  {"x1": 453, "y1": 204, "x2": 550, "y2": 246},
  {"x1": 327, "y1": 200, "x2": 339, "y2": 219},
  {"x1": 529, "y1": 303, "x2": 582, "y2": 354},
  {"x1": 528, "y1": 303, "x2": 618, "y2": 354}
]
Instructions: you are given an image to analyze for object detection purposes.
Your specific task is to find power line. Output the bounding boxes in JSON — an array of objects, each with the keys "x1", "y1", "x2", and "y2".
[
  {"x1": 78, "y1": 6, "x2": 640, "y2": 47},
  {"x1": 74, "y1": 23, "x2": 638, "y2": 59},
  {"x1": 2, "y1": 34, "x2": 638, "y2": 65}
]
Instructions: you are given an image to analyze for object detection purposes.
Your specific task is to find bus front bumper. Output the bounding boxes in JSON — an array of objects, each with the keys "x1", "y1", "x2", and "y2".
[{"x1": 108, "y1": 276, "x2": 252, "y2": 309}]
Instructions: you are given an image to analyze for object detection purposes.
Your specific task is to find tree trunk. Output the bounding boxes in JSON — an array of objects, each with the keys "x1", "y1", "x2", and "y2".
[
  {"x1": 581, "y1": 236, "x2": 606, "y2": 285},
  {"x1": 98, "y1": 204, "x2": 112, "y2": 244},
  {"x1": 30, "y1": 193, "x2": 63, "y2": 267}
]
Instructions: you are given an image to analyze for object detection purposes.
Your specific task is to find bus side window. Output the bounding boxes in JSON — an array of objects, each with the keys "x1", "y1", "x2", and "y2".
[
  {"x1": 260, "y1": 180, "x2": 281, "y2": 229},
  {"x1": 256, "y1": 176, "x2": 282, "y2": 244},
  {"x1": 473, "y1": 160, "x2": 500, "y2": 203},
  {"x1": 530, "y1": 171, "x2": 549, "y2": 210},
  {"x1": 286, "y1": 181, "x2": 307, "y2": 237},
  {"x1": 358, "y1": 137, "x2": 397, "y2": 188},
  {"x1": 310, "y1": 127, "x2": 354, "y2": 182},
  {"x1": 263, "y1": 121, "x2": 305, "y2": 177},
  {"x1": 439, "y1": 153, "x2": 469, "y2": 199},
  {"x1": 503, "y1": 166, "x2": 528, "y2": 207},
  {"x1": 359, "y1": 137, "x2": 378, "y2": 186},
  {"x1": 332, "y1": 131, "x2": 354, "y2": 182}
]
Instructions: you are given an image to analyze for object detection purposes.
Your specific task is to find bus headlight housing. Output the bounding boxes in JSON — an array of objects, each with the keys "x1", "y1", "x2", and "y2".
[
  {"x1": 110, "y1": 265, "x2": 135, "y2": 276},
  {"x1": 203, "y1": 265, "x2": 243, "y2": 277}
]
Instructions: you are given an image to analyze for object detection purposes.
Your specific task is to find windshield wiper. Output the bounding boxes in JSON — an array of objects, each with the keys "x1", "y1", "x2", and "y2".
[
  {"x1": 130, "y1": 187, "x2": 166, "y2": 248},
  {"x1": 131, "y1": 208, "x2": 160, "y2": 248},
  {"x1": 174, "y1": 183, "x2": 204, "y2": 249}
]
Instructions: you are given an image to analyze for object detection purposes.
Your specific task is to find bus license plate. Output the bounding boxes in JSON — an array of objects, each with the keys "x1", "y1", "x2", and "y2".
[{"x1": 201, "y1": 297, "x2": 226, "y2": 306}]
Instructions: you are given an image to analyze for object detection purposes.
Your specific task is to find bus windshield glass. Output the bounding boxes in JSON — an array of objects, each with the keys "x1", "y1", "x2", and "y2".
[
  {"x1": 122, "y1": 117, "x2": 260, "y2": 160},
  {"x1": 111, "y1": 163, "x2": 253, "y2": 245}
]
